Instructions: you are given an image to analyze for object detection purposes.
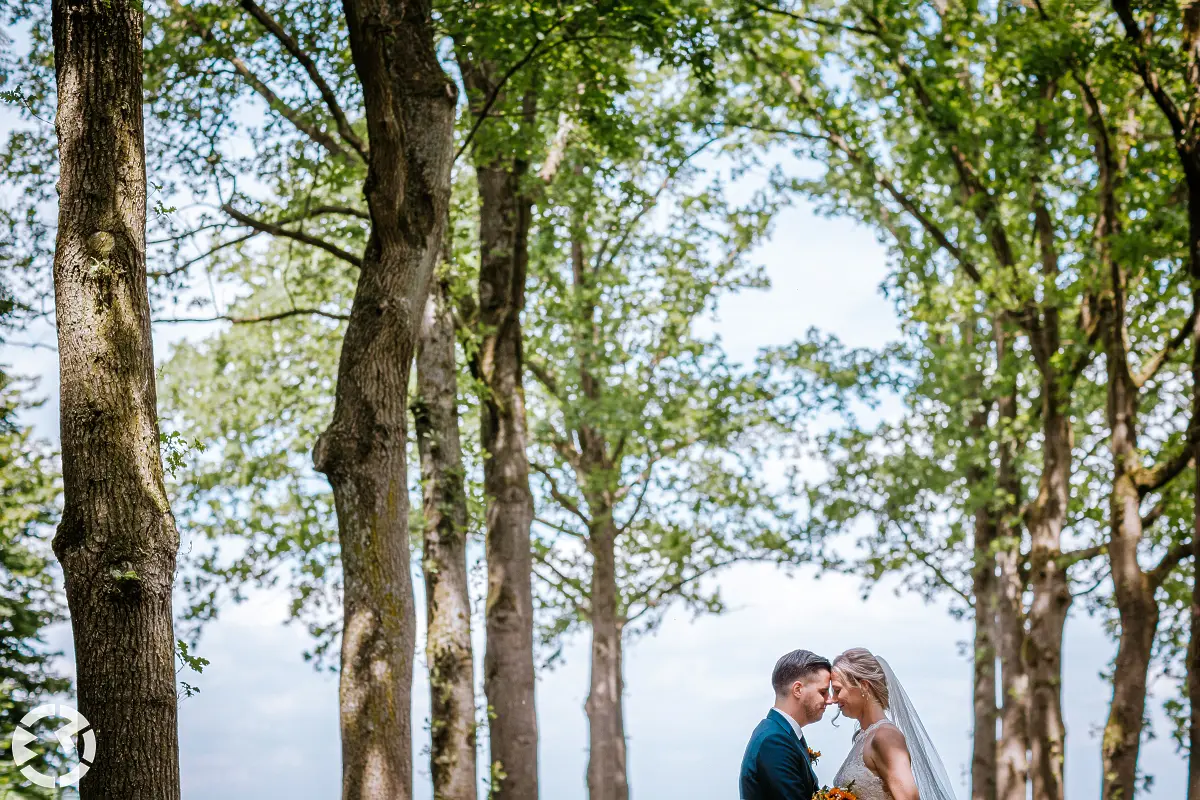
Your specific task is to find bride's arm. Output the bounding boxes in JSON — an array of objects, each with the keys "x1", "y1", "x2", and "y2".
[{"x1": 864, "y1": 726, "x2": 920, "y2": 800}]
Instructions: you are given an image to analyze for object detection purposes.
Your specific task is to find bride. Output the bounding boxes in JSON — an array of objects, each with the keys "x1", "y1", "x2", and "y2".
[{"x1": 830, "y1": 648, "x2": 958, "y2": 800}]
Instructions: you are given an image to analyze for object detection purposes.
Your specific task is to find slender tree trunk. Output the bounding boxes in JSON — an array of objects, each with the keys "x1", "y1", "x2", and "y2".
[
  {"x1": 415, "y1": 278, "x2": 478, "y2": 800},
  {"x1": 586, "y1": 514, "x2": 628, "y2": 800},
  {"x1": 570, "y1": 232, "x2": 631, "y2": 800},
  {"x1": 996, "y1": 533, "x2": 1030, "y2": 800},
  {"x1": 971, "y1": 501, "x2": 999, "y2": 800},
  {"x1": 474, "y1": 160, "x2": 539, "y2": 800},
  {"x1": 313, "y1": 3, "x2": 456, "y2": 797},
  {"x1": 964, "y1": 316, "x2": 998, "y2": 800},
  {"x1": 990, "y1": 329, "x2": 1029, "y2": 800},
  {"x1": 1026, "y1": 402, "x2": 1071, "y2": 800},
  {"x1": 1185, "y1": 156, "x2": 1200, "y2": 800},
  {"x1": 50, "y1": 2, "x2": 181, "y2": 797}
]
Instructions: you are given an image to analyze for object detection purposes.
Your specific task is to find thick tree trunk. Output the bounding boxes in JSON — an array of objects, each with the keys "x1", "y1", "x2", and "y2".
[
  {"x1": 415, "y1": 279, "x2": 477, "y2": 800},
  {"x1": 50, "y1": 2, "x2": 181, "y2": 797},
  {"x1": 1101, "y1": 276, "x2": 1160, "y2": 800},
  {"x1": 475, "y1": 163, "x2": 539, "y2": 799},
  {"x1": 313, "y1": 3, "x2": 456, "y2": 797},
  {"x1": 1026, "y1": 405, "x2": 1071, "y2": 800},
  {"x1": 971, "y1": 503, "x2": 999, "y2": 800},
  {"x1": 586, "y1": 515, "x2": 629, "y2": 800}
]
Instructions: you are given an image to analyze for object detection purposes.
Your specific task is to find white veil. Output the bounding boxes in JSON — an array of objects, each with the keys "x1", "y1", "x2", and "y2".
[{"x1": 878, "y1": 657, "x2": 959, "y2": 800}]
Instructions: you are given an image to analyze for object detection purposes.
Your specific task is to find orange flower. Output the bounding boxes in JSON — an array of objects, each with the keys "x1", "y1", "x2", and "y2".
[
  {"x1": 807, "y1": 747, "x2": 822, "y2": 764},
  {"x1": 813, "y1": 783, "x2": 859, "y2": 800}
]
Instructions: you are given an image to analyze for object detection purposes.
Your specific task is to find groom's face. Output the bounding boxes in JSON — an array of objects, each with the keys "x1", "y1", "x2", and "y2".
[{"x1": 793, "y1": 668, "x2": 832, "y2": 725}]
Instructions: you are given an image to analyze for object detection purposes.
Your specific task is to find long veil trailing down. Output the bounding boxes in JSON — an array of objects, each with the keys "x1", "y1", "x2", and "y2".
[{"x1": 877, "y1": 657, "x2": 959, "y2": 800}]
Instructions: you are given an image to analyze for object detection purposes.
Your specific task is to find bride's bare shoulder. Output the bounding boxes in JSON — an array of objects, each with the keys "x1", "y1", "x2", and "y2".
[{"x1": 865, "y1": 722, "x2": 910, "y2": 761}]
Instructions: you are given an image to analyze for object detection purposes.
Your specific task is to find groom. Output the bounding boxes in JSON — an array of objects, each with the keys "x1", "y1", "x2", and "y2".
[{"x1": 739, "y1": 649, "x2": 832, "y2": 800}]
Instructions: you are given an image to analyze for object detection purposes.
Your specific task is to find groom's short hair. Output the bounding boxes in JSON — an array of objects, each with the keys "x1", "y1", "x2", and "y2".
[{"x1": 772, "y1": 649, "x2": 832, "y2": 696}]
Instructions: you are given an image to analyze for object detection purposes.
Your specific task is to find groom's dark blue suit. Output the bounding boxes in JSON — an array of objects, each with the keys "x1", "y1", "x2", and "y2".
[{"x1": 739, "y1": 709, "x2": 819, "y2": 800}]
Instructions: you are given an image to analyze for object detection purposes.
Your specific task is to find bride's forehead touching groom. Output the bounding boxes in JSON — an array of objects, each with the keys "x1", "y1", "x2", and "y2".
[{"x1": 738, "y1": 649, "x2": 831, "y2": 800}]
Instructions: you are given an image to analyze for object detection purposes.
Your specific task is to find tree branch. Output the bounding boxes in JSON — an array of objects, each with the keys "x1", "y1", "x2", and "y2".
[
  {"x1": 221, "y1": 203, "x2": 363, "y2": 268},
  {"x1": 533, "y1": 516, "x2": 586, "y2": 540},
  {"x1": 530, "y1": 462, "x2": 590, "y2": 525},
  {"x1": 1134, "y1": 440, "x2": 1196, "y2": 496},
  {"x1": 239, "y1": 0, "x2": 368, "y2": 161},
  {"x1": 170, "y1": 0, "x2": 349, "y2": 159},
  {"x1": 454, "y1": 26, "x2": 561, "y2": 162},
  {"x1": 538, "y1": 110, "x2": 575, "y2": 184},
  {"x1": 1111, "y1": 0, "x2": 1191, "y2": 142},
  {"x1": 155, "y1": 307, "x2": 349, "y2": 325},
  {"x1": 626, "y1": 557, "x2": 745, "y2": 623},
  {"x1": 526, "y1": 357, "x2": 560, "y2": 397},
  {"x1": 148, "y1": 231, "x2": 261, "y2": 279},
  {"x1": 1149, "y1": 539, "x2": 1193, "y2": 588},
  {"x1": 1058, "y1": 543, "x2": 1108, "y2": 567},
  {"x1": 592, "y1": 136, "x2": 721, "y2": 273},
  {"x1": 1142, "y1": 496, "x2": 1169, "y2": 530},
  {"x1": 895, "y1": 523, "x2": 973, "y2": 607},
  {"x1": 762, "y1": 56, "x2": 987, "y2": 284},
  {"x1": 1133, "y1": 304, "x2": 1199, "y2": 387},
  {"x1": 746, "y1": 0, "x2": 872, "y2": 36}
]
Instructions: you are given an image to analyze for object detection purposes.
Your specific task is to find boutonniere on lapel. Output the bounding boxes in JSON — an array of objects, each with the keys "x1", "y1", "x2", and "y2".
[{"x1": 807, "y1": 747, "x2": 821, "y2": 764}]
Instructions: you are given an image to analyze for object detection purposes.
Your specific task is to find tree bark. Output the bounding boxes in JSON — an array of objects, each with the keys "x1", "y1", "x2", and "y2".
[
  {"x1": 415, "y1": 279, "x2": 478, "y2": 800},
  {"x1": 1099, "y1": 206, "x2": 1161, "y2": 800},
  {"x1": 586, "y1": 513, "x2": 629, "y2": 800},
  {"x1": 571, "y1": 234, "x2": 631, "y2": 800},
  {"x1": 971, "y1": 505, "x2": 999, "y2": 800},
  {"x1": 1026, "y1": 402, "x2": 1071, "y2": 800},
  {"x1": 50, "y1": 2, "x2": 181, "y2": 797},
  {"x1": 474, "y1": 145, "x2": 539, "y2": 800},
  {"x1": 964, "y1": 318, "x2": 998, "y2": 800},
  {"x1": 1186, "y1": 155, "x2": 1200, "y2": 800},
  {"x1": 996, "y1": 533, "x2": 1030, "y2": 800},
  {"x1": 455, "y1": 55, "x2": 541, "y2": 799},
  {"x1": 992, "y1": 336, "x2": 1029, "y2": 800},
  {"x1": 312, "y1": 2, "x2": 456, "y2": 797}
]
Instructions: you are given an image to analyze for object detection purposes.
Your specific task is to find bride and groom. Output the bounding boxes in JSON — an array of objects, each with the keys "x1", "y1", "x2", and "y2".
[{"x1": 739, "y1": 648, "x2": 957, "y2": 800}]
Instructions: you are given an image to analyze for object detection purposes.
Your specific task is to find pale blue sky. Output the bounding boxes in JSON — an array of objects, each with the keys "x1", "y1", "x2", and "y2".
[{"x1": 0, "y1": 105, "x2": 1189, "y2": 799}]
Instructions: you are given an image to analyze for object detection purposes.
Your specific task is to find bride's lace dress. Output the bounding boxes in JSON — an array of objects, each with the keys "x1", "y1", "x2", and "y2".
[{"x1": 832, "y1": 718, "x2": 894, "y2": 800}]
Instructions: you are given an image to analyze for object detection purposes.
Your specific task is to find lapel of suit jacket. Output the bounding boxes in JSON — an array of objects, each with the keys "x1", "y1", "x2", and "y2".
[{"x1": 767, "y1": 710, "x2": 818, "y2": 788}]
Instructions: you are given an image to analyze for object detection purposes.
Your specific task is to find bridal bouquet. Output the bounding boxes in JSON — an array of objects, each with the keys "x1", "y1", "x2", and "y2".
[{"x1": 812, "y1": 785, "x2": 858, "y2": 800}]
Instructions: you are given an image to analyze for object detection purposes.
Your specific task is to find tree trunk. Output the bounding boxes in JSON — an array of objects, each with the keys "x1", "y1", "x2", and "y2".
[
  {"x1": 415, "y1": 279, "x2": 478, "y2": 800},
  {"x1": 586, "y1": 514, "x2": 629, "y2": 800},
  {"x1": 971, "y1": 503, "x2": 998, "y2": 800},
  {"x1": 475, "y1": 163, "x2": 539, "y2": 800},
  {"x1": 1186, "y1": 156, "x2": 1200, "y2": 800},
  {"x1": 1026, "y1": 404, "x2": 1071, "y2": 800},
  {"x1": 570, "y1": 232, "x2": 631, "y2": 800},
  {"x1": 50, "y1": 2, "x2": 181, "y2": 797},
  {"x1": 996, "y1": 534, "x2": 1030, "y2": 800},
  {"x1": 1101, "y1": 263, "x2": 1160, "y2": 800},
  {"x1": 313, "y1": 2, "x2": 456, "y2": 797},
  {"x1": 992, "y1": 335, "x2": 1029, "y2": 800},
  {"x1": 453, "y1": 52, "x2": 541, "y2": 797},
  {"x1": 964, "y1": 318, "x2": 998, "y2": 800}
]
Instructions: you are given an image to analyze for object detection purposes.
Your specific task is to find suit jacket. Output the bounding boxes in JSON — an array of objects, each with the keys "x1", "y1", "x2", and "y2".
[{"x1": 739, "y1": 709, "x2": 819, "y2": 800}]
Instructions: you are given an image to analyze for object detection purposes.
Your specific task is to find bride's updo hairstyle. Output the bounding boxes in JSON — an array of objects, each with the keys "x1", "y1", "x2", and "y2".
[{"x1": 832, "y1": 647, "x2": 890, "y2": 710}]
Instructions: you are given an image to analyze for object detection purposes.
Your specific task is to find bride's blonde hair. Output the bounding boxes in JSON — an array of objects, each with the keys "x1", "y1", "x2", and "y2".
[{"x1": 832, "y1": 647, "x2": 890, "y2": 710}]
